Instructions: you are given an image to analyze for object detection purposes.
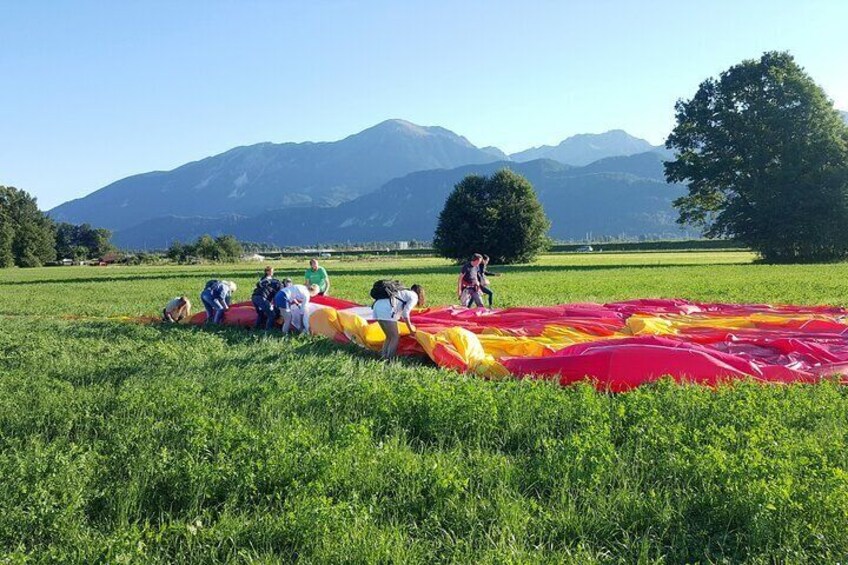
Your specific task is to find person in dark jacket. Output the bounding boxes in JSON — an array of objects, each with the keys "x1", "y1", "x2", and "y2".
[
  {"x1": 252, "y1": 276, "x2": 282, "y2": 330},
  {"x1": 200, "y1": 280, "x2": 237, "y2": 325},
  {"x1": 468, "y1": 254, "x2": 500, "y2": 308},
  {"x1": 458, "y1": 253, "x2": 484, "y2": 308}
]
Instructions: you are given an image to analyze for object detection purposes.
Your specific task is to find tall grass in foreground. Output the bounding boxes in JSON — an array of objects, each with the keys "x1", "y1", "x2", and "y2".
[{"x1": 2, "y1": 317, "x2": 847, "y2": 563}]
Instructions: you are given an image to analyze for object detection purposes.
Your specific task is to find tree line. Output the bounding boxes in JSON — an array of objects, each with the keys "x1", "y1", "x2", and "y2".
[
  {"x1": 1, "y1": 185, "x2": 115, "y2": 268},
  {"x1": 0, "y1": 186, "x2": 246, "y2": 267}
]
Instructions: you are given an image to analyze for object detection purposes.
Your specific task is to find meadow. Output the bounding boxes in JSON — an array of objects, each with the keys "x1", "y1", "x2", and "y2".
[{"x1": 2, "y1": 252, "x2": 848, "y2": 563}]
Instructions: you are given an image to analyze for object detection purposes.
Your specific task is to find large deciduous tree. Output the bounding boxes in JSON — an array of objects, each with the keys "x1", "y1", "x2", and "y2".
[
  {"x1": 433, "y1": 169, "x2": 550, "y2": 264},
  {"x1": 0, "y1": 216, "x2": 14, "y2": 268},
  {"x1": 213, "y1": 235, "x2": 244, "y2": 262},
  {"x1": 0, "y1": 186, "x2": 56, "y2": 267},
  {"x1": 166, "y1": 235, "x2": 244, "y2": 263},
  {"x1": 665, "y1": 51, "x2": 848, "y2": 263},
  {"x1": 55, "y1": 222, "x2": 114, "y2": 260}
]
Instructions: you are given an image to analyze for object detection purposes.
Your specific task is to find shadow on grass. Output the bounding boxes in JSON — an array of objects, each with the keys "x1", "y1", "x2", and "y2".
[{"x1": 63, "y1": 319, "x2": 431, "y2": 371}]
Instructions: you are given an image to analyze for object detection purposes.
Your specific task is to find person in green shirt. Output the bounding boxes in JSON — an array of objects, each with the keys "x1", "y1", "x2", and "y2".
[{"x1": 304, "y1": 258, "x2": 330, "y2": 295}]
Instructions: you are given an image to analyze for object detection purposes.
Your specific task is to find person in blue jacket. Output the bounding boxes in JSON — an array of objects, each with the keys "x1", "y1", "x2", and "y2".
[
  {"x1": 201, "y1": 280, "x2": 237, "y2": 325},
  {"x1": 252, "y1": 275, "x2": 282, "y2": 330}
]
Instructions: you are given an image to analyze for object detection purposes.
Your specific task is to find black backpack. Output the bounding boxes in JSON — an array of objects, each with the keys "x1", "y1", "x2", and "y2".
[
  {"x1": 370, "y1": 279, "x2": 406, "y2": 305},
  {"x1": 204, "y1": 279, "x2": 218, "y2": 291}
]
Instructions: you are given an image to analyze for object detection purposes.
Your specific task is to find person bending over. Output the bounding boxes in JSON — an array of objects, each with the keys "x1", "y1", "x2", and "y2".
[
  {"x1": 252, "y1": 275, "x2": 282, "y2": 330},
  {"x1": 276, "y1": 280, "x2": 319, "y2": 334},
  {"x1": 200, "y1": 280, "x2": 237, "y2": 325},
  {"x1": 162, "y1": 296, "x2": 191, "y2": 323},
  {"x1": 374, "y1": 284, "x2": 425, "y2": 360},
  {"x1": 273, "y1": 279, "x2": 294, "y2": 335}
]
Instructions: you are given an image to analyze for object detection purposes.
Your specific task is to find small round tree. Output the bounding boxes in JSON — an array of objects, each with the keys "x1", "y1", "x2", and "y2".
[
  {"x1": 433, "y1": 168, "x2": 550, "y2": 264},
  {"x1": 665, "y1": 51, "x2": 848, "y2": 263}
]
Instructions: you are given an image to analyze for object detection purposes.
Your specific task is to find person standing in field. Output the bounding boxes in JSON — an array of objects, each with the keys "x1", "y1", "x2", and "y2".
[
  {"x1": 251, "y1": 274, "x2": 282, "y2": 331},
  {"x1": 458, "y1": 253, "x2": 484, "y2": 308},
  {"x1": 201, "y1": 280, "x2": 237, "y2": 325},
  {"x1": 304, "y1": 258, "x2": 330, "y2": 295},
  {"x1": 372, "y1": 283, "x2": 425, "y2": 360},
  {"x1": 162, "y1": 296, "x2": 191, "y2": 323},
  {"x1": 469, "y1": 254, "x2": 500, "y2": 308},
  {"x1": 276, "y1": 280, "x2": 320, "y2": 334}
]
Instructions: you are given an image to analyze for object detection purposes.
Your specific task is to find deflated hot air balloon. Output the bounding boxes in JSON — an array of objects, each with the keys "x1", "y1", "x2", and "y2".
[{"x1": 191, "y1": 296, "x2": 848, "y2": 391}]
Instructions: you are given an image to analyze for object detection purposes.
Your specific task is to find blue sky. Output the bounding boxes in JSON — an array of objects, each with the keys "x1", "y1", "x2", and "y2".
[{"x1": 2, "y1": 0, "x2": 846, "y2": 209}]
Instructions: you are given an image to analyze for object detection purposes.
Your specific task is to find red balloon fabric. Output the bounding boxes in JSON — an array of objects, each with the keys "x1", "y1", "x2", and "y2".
[{"x1": 191, "y1": 296, "x2": 848, "y2": 391}]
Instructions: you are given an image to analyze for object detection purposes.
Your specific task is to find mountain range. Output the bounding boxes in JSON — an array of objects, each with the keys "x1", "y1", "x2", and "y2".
[
  {"x1": 111, "y1": 151, "x2": 687, "y2": 248},
  {"x1": 51, "y1": 120, "x2": 505, "y2": 232},
  {"x1": 509, "y1": 129, "x2": 668, "y2": 164},
  {"x1": 52, "y1": 113, "x2": 847, "y2": 249},
  {"x1": 50, "y1": 121, "x2": 666, "y2": 233}
]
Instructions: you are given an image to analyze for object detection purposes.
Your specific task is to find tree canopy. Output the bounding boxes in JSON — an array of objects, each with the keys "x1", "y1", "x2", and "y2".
[
  {"x1": 55, "y1": 222, "x2": 114, "y2": 261},
  {"x1": 0, "y1": 186, "x2": 56, "y2": 267},
  {"x1": 433, "y1": 169, "x2": 550, "y2": 264},
  {"x1": 0, "y1": 186, "x2": 119, "y2": 268},
  {"x1": 167, "y1": 234, "x2": 245, "y2": 263},
  {"x1": 665, "y1": 51, "x2": 848, "y2": 263}
]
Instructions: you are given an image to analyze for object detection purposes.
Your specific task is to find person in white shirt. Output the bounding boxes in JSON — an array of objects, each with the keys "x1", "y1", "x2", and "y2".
[
  {"x1": 373, "y1": 284, "x2": 425, "y2": 360},
  {"x1": 276, "y1": 281, "x2": 319, "y2": 334},
  {"x1": 162, "y1": 296, "x2": 191, "y2": 323}
]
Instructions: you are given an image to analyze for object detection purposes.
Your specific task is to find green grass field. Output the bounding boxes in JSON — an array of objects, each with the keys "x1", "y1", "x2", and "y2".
[{"x1": 2, "y1": 252, "x2": 848, "y2": 563}]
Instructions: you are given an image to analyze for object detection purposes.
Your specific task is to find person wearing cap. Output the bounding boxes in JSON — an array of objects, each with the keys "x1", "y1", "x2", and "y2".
[
  {"x1": 304, "y1": 258, "x2": 330, "y2": 295},
  {"x1": 374, "y1": 284, "x2": 425, "y2": 360},
  {"x1": 277, "y1": 282, "x2": 320, "y2": 334},
  {"x1": 162, "y1": 296, "x2": 191, "y2": 323},
  {"x1": 457, "y1": 253, "x2": 484, "y2": 308},
  {"x1": 251, "y1": 274, "x2": 282, "y2": 331},
  {"x1": 200, "y1": 280, "x2": 237, "y2": 325}
]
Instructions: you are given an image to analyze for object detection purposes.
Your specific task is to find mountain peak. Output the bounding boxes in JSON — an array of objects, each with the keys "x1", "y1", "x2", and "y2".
[
  {"x1": 510, "y1": 130, "x2": 657, "y2": 166},
  {"x1": 348, "y1": 119, "x2": 477, "y2": 149},
  {"x1": 359, "y1": 118, "x2": 456, "y2": 138},
  {"x1": 371, "y1": 118, "x2": 430, "y2": 134},
  {"x1": 479, "y1": 146, "x2": 510, "y2": 160},
  {"x1": 50, "y1": 118, "x2": 500, "y2": 231}
]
